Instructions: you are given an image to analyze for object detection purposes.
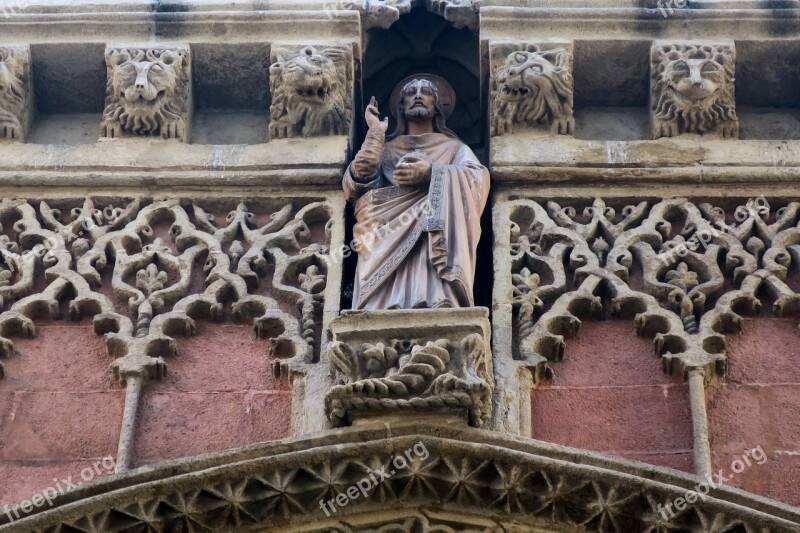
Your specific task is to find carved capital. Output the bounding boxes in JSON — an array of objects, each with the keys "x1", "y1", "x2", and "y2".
[
  {"x1": 269, "y1": 44, "x2": 353, "y2": 139},
  {"x1": 490, "y1": 41, "x2": 574, "y2": 136},
  {"x1": 325, "y1": 308, "x2": 493, "y2": 427},
  {"x1": 100, "y1": 45, "x2": 193, "y2": 141},
  {"x1": 650, "y1": 41, "x2": 738, "y2": 139},
  {"x1": 0, "y1": 45, "x2": 33, "y2": 142}
]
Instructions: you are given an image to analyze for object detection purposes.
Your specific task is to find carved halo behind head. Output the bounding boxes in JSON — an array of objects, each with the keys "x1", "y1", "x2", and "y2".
[{"x1": 387, "y1": 73, "x2": 457, "y2": 139}]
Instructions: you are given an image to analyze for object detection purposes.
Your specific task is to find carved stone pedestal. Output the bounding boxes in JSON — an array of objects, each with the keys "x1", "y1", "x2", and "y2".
[{"x1": 325, "y1": 307, "x2": 493, "y2": 428}]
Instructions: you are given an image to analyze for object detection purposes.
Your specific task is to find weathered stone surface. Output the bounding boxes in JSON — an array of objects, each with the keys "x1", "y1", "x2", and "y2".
[
  {"x1": 489, "y1": 134, "x2": 800, "y2": 186},
  {"x1": 529, "y1": 320, "x2": 695, "y2": 473},
  {"x1": 707, "y1": 317, "x2": 800, "y2": 506},
  {"x1": 322, "y1": 0, "x2": 478, "y2": 30}
]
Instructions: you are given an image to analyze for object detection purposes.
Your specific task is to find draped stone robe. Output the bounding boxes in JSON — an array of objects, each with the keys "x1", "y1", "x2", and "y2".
[{"x1": 343, "y1": 132, "x2": 490, "y2": 310}]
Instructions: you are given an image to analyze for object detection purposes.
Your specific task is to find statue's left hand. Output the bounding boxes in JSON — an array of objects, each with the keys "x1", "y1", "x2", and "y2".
[{"x1": 395, "y1": 153, "x2": 432, "y2": 186}]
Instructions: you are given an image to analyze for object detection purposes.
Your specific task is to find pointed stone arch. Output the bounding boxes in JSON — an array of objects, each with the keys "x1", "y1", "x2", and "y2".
[{"x1": 2, "y1": 422, "x2": 797, "y2": 532}]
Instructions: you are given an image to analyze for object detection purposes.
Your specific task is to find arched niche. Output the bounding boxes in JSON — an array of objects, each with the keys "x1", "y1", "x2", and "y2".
[
  {"x1": 358, "y1": 6, "x2": 483, "y2": 159},
  {"x1": 342, "y1": 7, "x2": 489, "y2": 310}
]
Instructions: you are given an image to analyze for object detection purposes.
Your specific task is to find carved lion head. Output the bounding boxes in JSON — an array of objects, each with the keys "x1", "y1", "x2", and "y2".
[
  {"x1": 0, "y1": 47, "x2": 28, "y2": 140},
  {"x1": 102, "y1": 47, "x2": 190, "y2": 140},
  {"x1": 269, "y1": 45, "x2": 352, "y2": 138},
  {"x1": 491, "y1": 48, "x2": 574, "y2": 135},
  {"x1": 651, "y1": 44, "x2": 737, "y2": 136}
]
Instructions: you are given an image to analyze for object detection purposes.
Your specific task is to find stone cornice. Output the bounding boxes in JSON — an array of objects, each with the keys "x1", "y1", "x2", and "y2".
[
  {"x1": 0, "y1": 137, "x2": 349, "y2": 191},
  {"x1": 4, "y1": 0, "x2": 800, "y2": 44},
  {"x1": 480, "y1": 4, "x2": 800, "y2": 41},
  {"x1": 491, "y1": 137, "x2": 800, "y2": 192},
  {"x1": 0, "y1": 6, "x2": 361, "y2": 44}
]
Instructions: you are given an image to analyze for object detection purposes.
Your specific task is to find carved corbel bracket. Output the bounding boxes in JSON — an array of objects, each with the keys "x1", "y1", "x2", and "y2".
[
  {"x1": 100, "y1": 45, "x2": 193, "y2": 141},
  {"x1": 340, "y1": 0, "x2": 477, "y2": 30},
  {"x1": 427, "y1": 0, "x2": 478, "y2": 31},
  {"x1": 490, "y1": 41, "x2": 575, "y2": 136},
  {"x1": 268, "y1": 43, "x2": 353, "y2": 139},
  {"x1": 324, "y1": 307, "x2": 493, "y2": 428},
  {"x1": 650, "y1": 41, "x2": 738, "y2": 139},
  {"x1": 0, "y1": 45, "x2": 33, "y2": 142}
]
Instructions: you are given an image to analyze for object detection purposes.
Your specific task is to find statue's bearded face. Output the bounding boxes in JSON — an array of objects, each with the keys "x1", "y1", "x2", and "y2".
[{"x1": 401, "y1": 80, "x2": 437, "y2": 120}]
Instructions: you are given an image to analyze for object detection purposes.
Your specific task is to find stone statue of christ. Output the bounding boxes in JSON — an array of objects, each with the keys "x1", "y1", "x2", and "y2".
[{"x1": 343, "y1": 75, "x2": 490, "y2": 310}]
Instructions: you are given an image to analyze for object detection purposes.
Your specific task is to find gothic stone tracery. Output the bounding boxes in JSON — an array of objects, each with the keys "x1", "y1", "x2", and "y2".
[
  {"x1": 500, "y1": 196, "x2": 800, "y2": 381},
  {"x1": 0, "y1": 196, "x2": 336, "y2": 460},
  {"x1": 4, "y1": 1, "x2": 800, "y2": 529}
]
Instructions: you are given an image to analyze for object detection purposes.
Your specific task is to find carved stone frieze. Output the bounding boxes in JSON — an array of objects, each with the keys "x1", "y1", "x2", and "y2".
[
  {"x1": 0, "y1": 45, "x2": 32, "y2": 142},
  {"x1": 490, "y1": 42, "x2": 574, "y2": 136},
  {"x1": 0, "y1": 197, "x2": 337, "y2": 384},
  {"x1": 2, "y1": 425, "x2": 798, "y2": 532},
  {"x1": 650, "y1": 41, "x2": 738, "y2": 139},
  {"x1": 100, "y1": 46, "x2": 192, "y2": 141},
  {"x1": 324, "y1": 308, "x2": 493, "y2": 427},
  {"x1": 269, "y1": 44, "x2": 353, "y2": 139}
]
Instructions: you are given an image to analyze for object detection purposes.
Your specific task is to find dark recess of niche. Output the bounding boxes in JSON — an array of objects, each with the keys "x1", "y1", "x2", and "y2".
[
  {"x1": 736, "y1": 40, "x2": 800, "y2": 108},
  {"x1": 342, "y1": 6, "x2": 492, "y2": 310},
  {"x1": 32, "y1": 43, "x2": 106, "y2": 114},
  {"x1": 192, "y1": 43, "x2": 271, "y2": 110}
]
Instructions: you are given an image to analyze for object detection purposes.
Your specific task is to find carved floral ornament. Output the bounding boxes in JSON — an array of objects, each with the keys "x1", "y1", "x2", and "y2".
[{"x1": 498, "y1": 196, "x2": 800, "y2": 383}]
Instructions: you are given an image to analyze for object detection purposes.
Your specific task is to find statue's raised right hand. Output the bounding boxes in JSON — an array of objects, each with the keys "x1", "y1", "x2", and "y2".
[{"x1": 365, "y1": 96, "x2": 389, "y2": 132}]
